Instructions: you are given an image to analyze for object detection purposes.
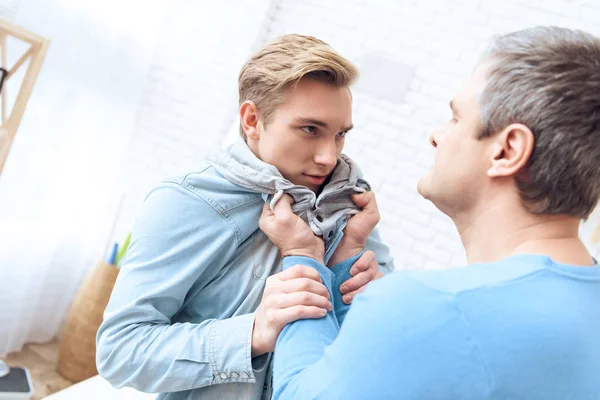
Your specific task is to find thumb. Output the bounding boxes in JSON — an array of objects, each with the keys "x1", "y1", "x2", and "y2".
[
  {"x1": 261, "y1": 202, "x2": 274, "y2": 217},
  {"x1": 259, "y1": 202, "x2": 276, "y2": 234},
  {"x1": 281, "y1": 193, "x2": 295, "y2": 206},
  {"x1": 272, "y1": 194, "x2": 294, "y2": 216},
  {"x1": 351, "y1": 191, "x2": 376, "y2": 212}
]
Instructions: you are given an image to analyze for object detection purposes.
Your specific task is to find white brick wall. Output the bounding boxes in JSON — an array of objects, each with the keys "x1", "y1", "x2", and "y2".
[
  {"x1": 118, "y1": 0, "x2": 600, "y2": 266},
  {"x1": 114, "y1": 0, "x2": 274, "y2": 238}
]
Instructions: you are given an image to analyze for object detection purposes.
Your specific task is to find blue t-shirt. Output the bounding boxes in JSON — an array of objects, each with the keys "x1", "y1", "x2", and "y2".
[{"x1": 274, "y1": 254, "x2": 600, "y2": 399}]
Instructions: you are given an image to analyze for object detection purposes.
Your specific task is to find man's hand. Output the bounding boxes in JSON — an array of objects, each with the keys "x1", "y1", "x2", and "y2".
[
  {"x1": 328, "y1": 191, "x2": 381, "y2": 266},
  {"x1": 338, "y1": 250, "x2": 383, "y2": 304},
  {"x1": 251, "y1": 265, "x2": 332, "y2": 357},
  {"x1": 328, "y1": 191, "x2": 382, "y2": 304},
  {"x1": 259, "y1": 194, "x2": 325, "y2": 263},
  {"x1": 328, "y1": 192, "x2": 380, "y2": 267}
]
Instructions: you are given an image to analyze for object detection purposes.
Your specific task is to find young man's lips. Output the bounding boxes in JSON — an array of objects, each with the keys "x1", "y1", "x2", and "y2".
[{"x1": 303, "y1": 174, "x2": 327, "y2": 185}]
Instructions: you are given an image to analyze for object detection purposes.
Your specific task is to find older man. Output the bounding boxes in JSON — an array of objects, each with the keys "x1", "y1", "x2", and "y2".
[{"x1": 261, "y1": 26, "x2": 600, "y2": 399}]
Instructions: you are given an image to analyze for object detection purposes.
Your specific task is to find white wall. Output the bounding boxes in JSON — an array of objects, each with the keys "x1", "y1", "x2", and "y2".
[
  {"x1": 0, "y1": 0, "x2": 171, "y2": 352},
  {"x1": 114, "y1": 0, "x2": 275, "y2": 240}
]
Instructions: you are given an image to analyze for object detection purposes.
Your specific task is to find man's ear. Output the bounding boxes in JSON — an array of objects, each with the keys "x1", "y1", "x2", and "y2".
[
  {"x1": 240, "y1": 101, "x2": 261, "y2": 140},
  {"x1": 487, "y1": 123, "x2": 534, "y2": 178}
]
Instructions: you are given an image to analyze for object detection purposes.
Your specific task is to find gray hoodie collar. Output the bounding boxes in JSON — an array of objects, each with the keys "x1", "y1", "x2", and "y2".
[{"x1": 208, "y1": 139, "x2": 370, "y2": 252}]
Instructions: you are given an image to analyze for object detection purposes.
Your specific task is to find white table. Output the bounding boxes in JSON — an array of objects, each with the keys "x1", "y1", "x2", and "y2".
[{"x1": 44, "y1": 375, "x2": 154, "y2": 399}]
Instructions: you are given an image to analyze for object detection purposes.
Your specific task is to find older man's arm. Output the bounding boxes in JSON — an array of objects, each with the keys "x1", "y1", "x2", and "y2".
[{"x1": 272, "y1": 256, "x2": 485, "y2": 400}]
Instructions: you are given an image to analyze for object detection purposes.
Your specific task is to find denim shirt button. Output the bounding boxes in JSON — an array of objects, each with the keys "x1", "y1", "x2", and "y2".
[
  {"x1": 220, "y1": 372, "x2": 229, "y2": 380},
  {"x1": 327, "y1": 231, "x2": 333, "y2": 239},
  {"x1": 263, "y1": 384, "x2": 268, "y2": 390},
  {"x1": 316, "y1": 215, "x2": 323, "y2": 223}
]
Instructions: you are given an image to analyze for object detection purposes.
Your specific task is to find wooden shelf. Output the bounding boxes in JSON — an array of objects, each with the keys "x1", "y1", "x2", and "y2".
[{"x1": 0, "y1": 18, "x2": 50, "y2": 176}]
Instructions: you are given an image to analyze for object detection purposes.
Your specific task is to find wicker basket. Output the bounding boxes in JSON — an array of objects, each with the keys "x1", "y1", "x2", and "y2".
[{"x1": 57, "y1": 260, "x2": 119, "y2": 382}]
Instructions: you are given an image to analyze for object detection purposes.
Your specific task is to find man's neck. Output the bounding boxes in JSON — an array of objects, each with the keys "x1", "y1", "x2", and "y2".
[{"x1": 454, "y1": 201, "x2": 594, "y2": 266}]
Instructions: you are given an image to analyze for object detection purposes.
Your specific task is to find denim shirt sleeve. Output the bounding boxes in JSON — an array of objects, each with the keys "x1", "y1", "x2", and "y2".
[{"x1": 96, "y1": 181, "x2": 258, "y2": 393}]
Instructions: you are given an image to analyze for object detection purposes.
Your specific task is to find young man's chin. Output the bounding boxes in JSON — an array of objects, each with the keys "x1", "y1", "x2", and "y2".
[
  {"x1": 292, "y1": 174, "x2": 327, "y2": 193},
  {"x1": 302, "y1": 182, "x2": 321, "y2": 193}
]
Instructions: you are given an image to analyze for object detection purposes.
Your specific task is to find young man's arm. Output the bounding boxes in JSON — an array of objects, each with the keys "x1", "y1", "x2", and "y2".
[
  {"x1": 96, "y1": 182, "x2": 254, "y2": 393},
  {"x1": 96, "y1": 182, "x2": 331, "y2": 393}
]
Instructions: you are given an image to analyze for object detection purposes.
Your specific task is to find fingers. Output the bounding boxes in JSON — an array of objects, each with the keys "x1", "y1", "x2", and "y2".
[
  {"x1": 338, "y1": 251, "x2": 375, "y2": 294},
  {"x1": 269, "y1": 265, "x2": 330, "y2": 299},
  {"x1": 339, "y1": 251, "x2": 381, "y2": 304},
  {"x1": 340, "y1": 267, "x2": 376, "y2": 295},
  {"x1": 276, "y1": 264, "x2": 322, "y2": 282},
  {"x1": 349, "y1": 251, "x2": 376, "y2": 276},
  {"x1": 279, "y1": 278, "x2": 331, "y2": 300},
  {"x1": 350, "y1": 191, "x2": 372, "y2": 208},
  {"x1": 341, "y1": 270, "x2": 383, "y2": 304},
  {"x1": 351, "y1": 192, "x2": 380, "y2": 222},
  {"x1": 269, "y1": 305, "x2": 329, "y2": 326},
  {"x1": 260, "y1": 202, "x2": 274, "y2": 220},
  {"x1": 260, "y1": 194, "x2": 293, "y2": 224},
  {"x1": 341, "y1": 285, "x2": 366, "y2": 305},
  {"x1": 350, "y1": 191, "x2": 375, "y2": 209},
  {"x1": 281, "y1": 193, "x2": 295, "y2": 206},
  {"x1": 271, "y1": 291, "x2": 332, "y2": 311},
  {"x1": 272, "y1": 194, "x2": 295, "y2": 216}
]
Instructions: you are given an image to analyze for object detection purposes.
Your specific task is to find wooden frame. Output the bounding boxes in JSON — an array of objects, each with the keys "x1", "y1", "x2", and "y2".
[{"x1": 0, "y1": 18, "x2": 50, "y2": 175}]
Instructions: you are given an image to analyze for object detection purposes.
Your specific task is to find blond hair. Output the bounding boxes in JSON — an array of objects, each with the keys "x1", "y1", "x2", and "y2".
[{"x1": 238, "y1": 34, "x2": 359, "y2": 139}]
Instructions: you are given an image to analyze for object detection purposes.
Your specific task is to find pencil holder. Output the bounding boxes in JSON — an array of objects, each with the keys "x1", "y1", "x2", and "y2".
[{"x1": 57, "y1": 261, "x2": 119, "y2": 382}]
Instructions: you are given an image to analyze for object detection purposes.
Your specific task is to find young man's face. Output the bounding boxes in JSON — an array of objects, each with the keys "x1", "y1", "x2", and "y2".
[
  {"x1": 417, "y1": 66, "x2": 493, "y2": 216},
  {"x1": 248, "y1": 77, "x2": 353, "y2": 193}
]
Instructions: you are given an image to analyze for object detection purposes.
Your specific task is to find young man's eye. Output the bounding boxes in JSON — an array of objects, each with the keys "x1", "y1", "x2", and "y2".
[
  {"x1": 337, "y1": 131, "x2": 348, "y2": 138},
  {"x1": 301, "y1": 126, "x2": 317, "y2": 134}
]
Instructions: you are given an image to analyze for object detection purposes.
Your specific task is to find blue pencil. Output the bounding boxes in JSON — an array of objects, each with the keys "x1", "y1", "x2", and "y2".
[{"x1": 108, "y1": 243, "x2": 119, "y2": 265}]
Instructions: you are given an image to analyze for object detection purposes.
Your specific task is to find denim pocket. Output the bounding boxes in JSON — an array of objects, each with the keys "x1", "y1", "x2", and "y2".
[{"x1": 252, "y1": 232, "x2": 282, "y2": 280}]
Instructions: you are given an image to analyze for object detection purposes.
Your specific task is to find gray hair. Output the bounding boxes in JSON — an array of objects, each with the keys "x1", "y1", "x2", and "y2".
[{"x1": 478, "y1": 26, "x2": 600, "y2": 219}]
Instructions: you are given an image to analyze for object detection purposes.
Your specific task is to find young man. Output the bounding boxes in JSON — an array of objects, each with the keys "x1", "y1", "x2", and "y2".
[
  {"x1": 260, "y1": 26, "x2": 600, "y2": 399},
  {"x1": 96, "y1": 34, "x2": 393, "y2": 399}
]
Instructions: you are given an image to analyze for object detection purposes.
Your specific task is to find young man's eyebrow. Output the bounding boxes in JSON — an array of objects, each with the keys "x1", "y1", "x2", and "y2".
[
  {"x1": 294, "y1": 117, "x2": 329, "y2": 128},
  {"x1": 294, "y1": 117, "x2": 354, "y2": 132}
]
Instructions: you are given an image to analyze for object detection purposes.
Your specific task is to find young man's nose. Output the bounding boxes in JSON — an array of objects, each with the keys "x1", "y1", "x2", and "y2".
[{"x1": 314, "y1": 140, "x2": 338, "y2": 169}]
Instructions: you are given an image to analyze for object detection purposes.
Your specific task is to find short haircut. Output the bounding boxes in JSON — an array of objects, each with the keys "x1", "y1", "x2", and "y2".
[
  {"x1": 238, "y1": 34, "x2": 359, "y2": 139},
  {"x1": 479, "y1": 26, "x2": 600, "y2": 219}
]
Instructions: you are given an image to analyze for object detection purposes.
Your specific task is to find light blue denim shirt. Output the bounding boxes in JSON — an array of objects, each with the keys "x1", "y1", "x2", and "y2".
[{"x1": 96, "y1": 164, "x2": 394, "y2": 400}]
